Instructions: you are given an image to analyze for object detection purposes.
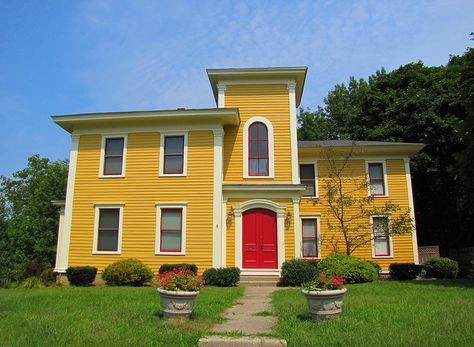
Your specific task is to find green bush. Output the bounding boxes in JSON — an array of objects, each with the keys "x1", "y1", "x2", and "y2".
[
  {"x1": 202, "y1": 267, "x2": 241, "y2": 286},
  {"x1": 40, "y1": 268, "x2": 57, "y2": 285},
  {"x1": 424, "y1": 257, "x2": 458, "y2": 279},
  {"x1": 468, "y1": 260, "x2": 474, "y2": 279},
  {"x1": 102, "y1": 259, "x2": 153, "y2": 286},
  {"x1": 280, "y1": 259, "x2": 319, "y2": 286},
  {"x1": 365, "y1": 260, "x2": 382, "y2": 275},
  {"x1": 389, "y1": 263, "x2": 422, "y2": 280},
  {"x1": 66, "y1": 266, "x2": 97, "y2": 286},
  {"x1": 22, "y1": 261, "x2": 47, "y2": 279},
  {"x1": 317, "y1": 254, "x2": 378, "y2": 283},
  {"x1": 158, "y1": 263, "x2": 198, "y2": 275},
  {"x1": 19, "y1": 276, "x2": 45, "y2": 289}
]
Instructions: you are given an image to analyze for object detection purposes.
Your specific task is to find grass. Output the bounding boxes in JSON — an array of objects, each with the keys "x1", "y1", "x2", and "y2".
[
  {"x1": 0, "y1": 285, "x2": 243, "y2": 347},
  {"x1": 272, "y1": 279, "x2": 474, "y2": 347},
  {"x1": 252, "y1": 310, "x2": 273, "y2": 317}
]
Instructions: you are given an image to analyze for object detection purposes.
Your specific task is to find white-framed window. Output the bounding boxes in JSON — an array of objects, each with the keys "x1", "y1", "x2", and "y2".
[
  {"x1": 371, "y1": 215, "x2": 393, "y2": 258},
  {"x1": 159, "y1": 133, "x2": 188, "y2": 176},
  {"x1": 366, "y1": 160, "x2": 389, "y2": 197},
  {"x1": 301, "y1": 217, "x2": 320, "y2": 258},
  {"x1": 243, "y1": 117, "x2": 274, "y2": 178},
  {"x1": 99, "y1": 134, "x2": 127, "y2": 177},
  {"x1": 155, "y1": 203, "x2": 187, "y2": 255},
  {"x1": 299, "y1": 162, "x2": 318, "y2": 198},
  {"x1": 92, "y1": 205, "x2": 123, "y2": 254}
]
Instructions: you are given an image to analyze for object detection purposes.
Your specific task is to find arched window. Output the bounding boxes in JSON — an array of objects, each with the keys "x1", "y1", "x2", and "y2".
[{"x1": 248, "y1": 122, "x2": 269, "y2": 176}]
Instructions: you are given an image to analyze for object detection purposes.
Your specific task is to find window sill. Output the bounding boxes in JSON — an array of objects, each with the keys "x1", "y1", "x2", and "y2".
[
  {"x1": 159, "y1": 173, "x2": 187, "y2": 177},
  {"x1": 372, "y1": 255, "x2": 394, "y2": 259},
  {"x1": 92, "y1": 251, "x2": 121, "y2": 255},
  {"x1": 369, "y1": 195, "x2": 389, "y2": 198},
  {"x1": 99, "y1": 174, "x2": 125, "y2": 178},
  {"x1": 243, "y1": 175, "x2": 275, "y2": 179},
  {"x1": 155, "y1": 252, "x2": 186, "y2": 256},
  {"x1": 302, "y1": 196, "x2": 318, "y2": 199}
]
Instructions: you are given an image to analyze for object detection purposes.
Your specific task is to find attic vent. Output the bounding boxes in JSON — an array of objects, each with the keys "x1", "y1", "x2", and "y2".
[{"x1": 177, "y1": 108, "x2": 185, "y2": 110}]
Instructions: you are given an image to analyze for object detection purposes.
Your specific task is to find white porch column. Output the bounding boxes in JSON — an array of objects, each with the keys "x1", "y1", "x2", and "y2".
[
  {"x1": 292, "y1": 197, "x2": 301, "y2": 258},
  {"x1": 212, "y1": 129, "x2": 224, "y2": 268},
  {"x1": 54, "y1": 134, "x2": 79, "y2": 273},
  {"x1": 288, "y1": 81, "x2": 299, "y2": 184},
  {"x1": 404, "y1": 158, "x2": 420, "y2": 264},
  {"x1": 221, "y1": 197, "x2": 228, "y2": 267},
  {"x1": 53, "y1": 203, "x2": 65, "y2": 272}
]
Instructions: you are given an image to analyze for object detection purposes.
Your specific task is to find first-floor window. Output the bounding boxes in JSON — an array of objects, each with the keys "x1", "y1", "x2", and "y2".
[
  {"x1": 302, "y1": 218, "x2": 318, "y2": 257},
  {"x1": 160, "y1": 208, "x2": 183, "y2": 252},
  {"x1": 96, "y1": 207, "x2": 121, "y2": 252},
  {"x1": 372, "y1": 216, "x2": 390, "y2": 256}
]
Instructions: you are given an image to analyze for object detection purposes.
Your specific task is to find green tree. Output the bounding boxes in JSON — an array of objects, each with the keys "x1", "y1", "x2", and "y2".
[{"x1": 0, "y1": 155, "x2": 68, "y2": 267}]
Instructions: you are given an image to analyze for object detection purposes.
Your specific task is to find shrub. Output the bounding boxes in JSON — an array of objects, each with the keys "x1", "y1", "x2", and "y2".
[
  {"x1": 424, "y1": 257, "x2": 458, "y2": 279},
  {"x1": 19, "y1": 276, "x2": 45, "y2": 289},
  {"x1": 202, "y1": 267, "x2": 241, "y2": 287},
  {"x1": 66, "y1": 266, "x2": 97, "y2": 286},
  {"x1": 40, "y1": 268, "x2": 57, "y2": 285},
  {"x1": 280, "y1": 259, "x2": 319, "y2": 286},
  {"x1": 22, "y1": 261, "x2": 47, "y2": 279},
  {"x1": 389, "y1": 263, "x2": 422, "y2": 280},
  {"x1": 317, "y1": 254, "x2": 378, "y2": 283},
  {"x1": 158, "y1": 263, "x2": 198, "y2": 275},
  {"x1": 102, "y1": 259, "x2": 153, "y2": 286},
  {"x1": 365, "y1": 260, "x2": 382, "y2": 275}
]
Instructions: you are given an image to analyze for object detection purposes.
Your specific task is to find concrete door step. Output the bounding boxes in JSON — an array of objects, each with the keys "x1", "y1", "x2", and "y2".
[
  {"x1": 239, "y1": 276, "x2": 280, "y2": 287},
  {"x1": 198, "y1": 336, "x2": 287, "y2": 346}
]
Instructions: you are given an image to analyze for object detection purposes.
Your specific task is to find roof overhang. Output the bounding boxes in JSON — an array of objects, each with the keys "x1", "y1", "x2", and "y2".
[
  {"x1": 207, "y1": 67, "x2": 308, "y2": 107},
  {"x1": 298, "y1": 140, "x2": 426, "y2": 158},
  {"x1": 52, "y1": 108, "x2": 241, "y2": 133}
]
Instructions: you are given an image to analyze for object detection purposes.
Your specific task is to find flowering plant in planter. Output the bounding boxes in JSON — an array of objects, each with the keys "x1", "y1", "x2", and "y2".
[
  {"x1": 304, "y1": 274, "x2": 347, "y2": 291},
  {"x1": 155, "y1": 267, "x2": 204, "y2": 292}
]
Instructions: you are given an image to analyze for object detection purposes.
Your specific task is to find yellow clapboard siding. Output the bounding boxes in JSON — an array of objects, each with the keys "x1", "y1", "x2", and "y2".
[
  {"x1": 69, "y1": 131, "x2": 214, "y2": 273},
  {"x1": 223, "y1": 84, "x2": 292, "y2": 183},
  {"x1": 298, "y1": 158, "x2": 415, "y2": 268}
]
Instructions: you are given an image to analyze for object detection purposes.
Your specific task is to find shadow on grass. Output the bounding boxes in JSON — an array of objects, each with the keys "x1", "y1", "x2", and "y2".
[
  {"x1": 406, "y1": 279, "x2": 474, "y2": 288},
  {"x1": 297, "y1": 313, "x2": 313, "y2": 322}
]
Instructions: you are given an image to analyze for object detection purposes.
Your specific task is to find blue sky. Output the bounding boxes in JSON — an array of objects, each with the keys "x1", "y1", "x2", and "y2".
[{"x1": 0, "y1": 0, "x2": 473, "y2": 177}]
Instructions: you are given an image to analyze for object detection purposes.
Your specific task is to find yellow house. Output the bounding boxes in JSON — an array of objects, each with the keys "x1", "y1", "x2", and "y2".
[{"x1": 52, "y1": 67, "x2": 424, "y2": 276}]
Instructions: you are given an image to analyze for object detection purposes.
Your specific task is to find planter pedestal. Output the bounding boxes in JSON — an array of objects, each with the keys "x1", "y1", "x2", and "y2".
[
  {"x1": 302, "y1": 288, "x2": 347, "y2": 321},
  {"x1": 157, "y1": 288, "x2": 199, "y2": 319}
]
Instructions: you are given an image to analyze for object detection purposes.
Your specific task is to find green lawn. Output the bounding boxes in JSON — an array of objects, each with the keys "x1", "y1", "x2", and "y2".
[
  {"x1": 0, "y1": 286, "x2": 243, "y2": 347},
  {"x1": 272, "y1": 279, "x2": 474, "y2": 347}
]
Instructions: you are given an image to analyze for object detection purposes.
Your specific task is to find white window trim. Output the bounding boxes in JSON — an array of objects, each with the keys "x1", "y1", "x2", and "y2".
[
  {"x1": 366, "y1": 160, "x2": 389, "y2": 197},
  {"x1": 159, "y1": 132, "x2": 188, "y2": 177},
  {"x1": 99, "y1": 134, "x2": 128, "y2": 178},
  {"x1": 370, "y1": 215, "x2": 394, "y2": 259},
  {"x1": 243, "y1": 117, "x2": 275, "y2": 179},
  {"x1": 300, "y1": 215, "x2": 321, "y2": 259},
  {"x1": 92, "y1": 204, "x2": 124, "y2": 255},
  {"x1": 299, "y1": 161, "x2": 319, "y2": 198},
  {"x1": 155, "y1": 203, "x2": 187, "y2": 255}
]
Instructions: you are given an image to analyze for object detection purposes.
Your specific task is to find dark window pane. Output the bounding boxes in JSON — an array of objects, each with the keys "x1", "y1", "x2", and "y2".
[
  {"x1": 256, "y1": 123, "x2": 267, "y2": 139},
  {"x1": 164, "y1": 155, "x2": 183, "y2": 174},
  {"x1": 97, "y1": 230, "x2": 118, "y2": 251},
  {"x1": 164, "y1": 136, "x2": 184, "y2": 155},
  {"x1": 300, "y1": 164, "x2": 315, "y2": 179},
  {"x1": 249, "y1": 124, "x2": 259, "y2": 139},
  {"x1": 250, "y1": 141, "x2": 258, "y2": 157},
  {"x1": 162, "y1": 209, "x2": 182, "y2": 230},
  {"x1": 249, "y1": 159, "x2": 259, "y2": 175},
  {"x1": 259, "y1": 159, "x2": 268, "y2": 175},
  {"x1": 303, "y1": 240, "x2": 317, "y2": 257},
  {"x1": 99, "y1": 209, "x2": 120, "y2": 229},
  {"x1": 258, "y1": 141, "x2": 268, "y2": 157},
  {"x1": 105, "y1": 138, "x2": 124, "y2": 156},
  {"x1": 369, "y1": 163, "x2": 383, "y2": 179},
  {"x1": 161, "y1": 232, "x2": 181, "y2": 251},
  {"x1": 104, "y1": 157, "x2": 123, "y2": 175}
]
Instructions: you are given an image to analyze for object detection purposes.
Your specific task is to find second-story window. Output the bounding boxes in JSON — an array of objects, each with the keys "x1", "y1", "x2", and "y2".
[
  {"x1": 300, "y1": 164, "x2": 316, "y2": 197},
  {"x1": 164, "y1": 136, "x2": 184, "y2": 174},
  {"x1": 103, "y1": 137, "x2": 125, "y2": 176},
  {"x1": 248, "y1": 122, "x2": 269, "y2": 176},
  {"x1": 368, "y1": 162, "x2": 386, "y2": 196}
]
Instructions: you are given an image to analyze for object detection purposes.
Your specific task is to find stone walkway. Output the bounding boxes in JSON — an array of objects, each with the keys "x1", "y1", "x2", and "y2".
[{"x1": 211, "y1": 286, "x2": 279, "y2": 335}]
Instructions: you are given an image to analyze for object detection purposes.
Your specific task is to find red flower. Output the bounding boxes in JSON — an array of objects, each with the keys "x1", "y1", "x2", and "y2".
[
  {"x1": 320, "y1": 277, "x2": 326, "y2": 282},
  {"x1": 177, "y1": 271, "x2": 183, "y2": 276},
  {"x1": 178, "y1": 267, "x2": 182, "y2": 270},
  {"x1": 197, "y1": 275, "x2": 203, "y2": 280},
  {"x1": 162, "y1": 281, "x2": 169, "y2": 286},
  {"x1": 201, "y1": 284, "x2": 205, "y2": 288},
  {"x1": 156, "y1": 273, "x2": 165, "y2": 278},
  {"x1": 168, "y1": 271, "x2": 174, "y2": 275}
]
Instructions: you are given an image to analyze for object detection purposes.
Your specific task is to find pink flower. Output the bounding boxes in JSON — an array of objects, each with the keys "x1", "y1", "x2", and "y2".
[
  {"x1": 162, "y1": 281, "x2": 168, "y2": 286},
  {"x1": 178, "y1": 271, "x2": 183, "y2": 276}
]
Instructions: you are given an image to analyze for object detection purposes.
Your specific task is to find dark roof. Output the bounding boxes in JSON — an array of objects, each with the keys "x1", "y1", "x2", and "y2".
[{"x1": 298, "y1": 140, "x2": 425, "y2": 148}]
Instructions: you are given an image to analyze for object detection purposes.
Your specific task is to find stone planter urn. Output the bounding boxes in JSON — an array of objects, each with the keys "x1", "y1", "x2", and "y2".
[
  {"x1": 302, "y1": 288, "x2": 347, "y2": 321},
  {"x1": 157, "y1": 288, "x2": 199, "y2": 319}
]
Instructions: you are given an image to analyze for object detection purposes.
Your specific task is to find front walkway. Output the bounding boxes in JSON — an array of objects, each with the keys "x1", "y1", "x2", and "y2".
[{"x1": 211, "y1": 286, "x2": 278, "y2": 335}]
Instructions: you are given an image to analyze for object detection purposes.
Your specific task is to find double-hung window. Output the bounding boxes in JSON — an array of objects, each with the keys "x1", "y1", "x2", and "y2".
[
  {"x1": 160, "y1": 134, "x2": 187, "y2": 176},
  {"x1": 248, "y1": 122, "x2": 269, "y2": 176},
  {"x1": 368, "y1": 162, "x2": 387, "y2": 196},
  {"x1": 93, "y1": 206, "x2": 123, "y2": 254},
  {"x1": 372, "y1": 216, "x2": 391, "y2": 257},
  {"x1": 300, "y1": 164, "x2": 316, "y2": 197},
  {"x1": 301, "y1": 218, "x2": 319, "y2": 258},
  {"x1": 102, "y1": 137, "x2": 126, "y2": 176},
  {"x1": 156, "y1": 204, "x2": 187, "y2": 255}
]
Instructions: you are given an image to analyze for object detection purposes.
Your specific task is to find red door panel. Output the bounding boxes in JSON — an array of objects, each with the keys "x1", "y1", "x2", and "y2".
[{"x1": 243, "y1": 208, "x2": 277, "y2": 269}]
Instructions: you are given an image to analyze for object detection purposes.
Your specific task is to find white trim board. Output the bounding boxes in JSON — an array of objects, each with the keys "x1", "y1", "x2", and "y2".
[
  {"x1": 99, "y1": 134, "x2": 128, "y2": 178},
  {"x1": 365, "y1": 160, "x2": 389, "y2": 197},
  {"x1": 92, "y1": 204, "x2": 124, "y2": 255},
  {"x1": 155, "y1": 203, "x2": 187, "y2": 256},
  {"x1": 404, "y1": 158, "x2": 420, "y2": 264},
  {"x1": 159, "y1": 132, "x2": 188, "y2": 177}
]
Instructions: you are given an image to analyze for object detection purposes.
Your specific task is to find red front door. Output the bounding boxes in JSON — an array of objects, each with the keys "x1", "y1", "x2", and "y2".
[{"x1": 243, "y1": 208, "x2": 277, "y2": 269}]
